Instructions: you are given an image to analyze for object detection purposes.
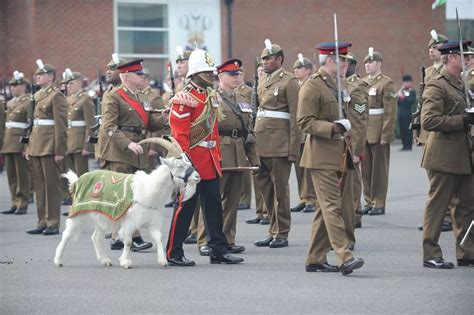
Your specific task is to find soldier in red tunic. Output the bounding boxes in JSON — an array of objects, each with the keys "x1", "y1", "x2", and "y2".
[{"x1": 166, "y1": 49, "x2": 244, "y2": 266}]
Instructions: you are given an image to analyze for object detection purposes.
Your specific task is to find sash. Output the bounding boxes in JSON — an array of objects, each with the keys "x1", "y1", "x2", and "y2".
[
  {"x1": 117, "y1": 88, "x2": 149, "y2": 128},
  {"x1": 189, "y1": 95, "x2": 218, "y2": 149}
]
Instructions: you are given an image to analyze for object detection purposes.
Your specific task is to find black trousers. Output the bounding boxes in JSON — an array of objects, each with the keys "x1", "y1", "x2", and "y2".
[
  {"x1": 166, "y1": 178, "x2": 228, "y2": 259},
  {"x1": 398, "y1": 116, "x2": 413, "y2": 149}
]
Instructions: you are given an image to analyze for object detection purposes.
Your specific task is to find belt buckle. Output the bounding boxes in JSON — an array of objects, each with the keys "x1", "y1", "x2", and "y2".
[
  {"x1": 68, "y1": 120, "x2": 72, "y2": 128},
  {"x1": 231, "y1": 129, "x2": 238, "y2": 139},
  {"x1": 33, "y1": 119, "x2": 38, "y2": 126},
  {"x1": 207, "y1": 141, "x2": 215, "y2": 148},
  {"x1": 257, "y1": 109, "x2": 265, "y2": 120}
]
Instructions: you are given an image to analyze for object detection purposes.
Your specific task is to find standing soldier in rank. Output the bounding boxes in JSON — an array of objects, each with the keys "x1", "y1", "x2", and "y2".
[
  {"x1": 63, "y1": 69, "x2": 95, "y2": 176},
  {"x1": 360, "y1": 48, "x2": 397, "y2": 216},
  {"x1": 25, "y1": 60, "x2": 68, "y2": 236},
  {"x1": 297, "y1": 41, "x2": 364, "y2": 275},
  {"x1": 254, "y1": 39, "x2": 302, "y2": 249},
  {"x1": 420, "y1": 40, "x2": 474, "y2": 269},
  {"x1": 291, "y1": 53, "x2": 317, "y2": 214},
  {"x1": 2, "y1": 71, "x2": 32, "y2": 215}
]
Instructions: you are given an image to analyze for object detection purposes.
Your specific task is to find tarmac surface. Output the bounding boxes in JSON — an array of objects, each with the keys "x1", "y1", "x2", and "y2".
[{"x1": 0, "y1": 144, "x2": 472, "y2": 314}]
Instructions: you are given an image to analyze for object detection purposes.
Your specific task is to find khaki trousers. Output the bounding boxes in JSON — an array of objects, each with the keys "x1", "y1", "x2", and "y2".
[
  {"x1": 341, "y1": 170, "x2": 356, "y2": 246},
  {"x1": 5, "y1": 153, "x2": 31, "y2": 209},
  {"x1": 66, "y1": 153, "x2": 89, "y2": 177},
  {"x1": 361, "y1": 143, "x2": 390, "y2": 208},
  {"x1": 353, "y1": 163, "x2": 363, "y2": 225},
  {"x1": 253, "y1": 173, "x2": 268, "y2": 219},
  {"x1": 295, "y1": 143, "x2": 317, "y2": 206},
  {"x1": 423, "y1": 170, "x2": 474, "y2": 260},
  {"x1": 306, "y1": 169, "x2": 353, "y2": 266},
  {"x1": 221, "y1": 171, "x2": 244, "y2": 245},
  {"x1": 239, "y1": 170, "x2": 252, "y2": 205},
  {"x1": 256, "y1": 157, "x2": 292, "y2": 239},
  {"x1": 30, "y1": 156, "x2": 63, "y2": 228}
]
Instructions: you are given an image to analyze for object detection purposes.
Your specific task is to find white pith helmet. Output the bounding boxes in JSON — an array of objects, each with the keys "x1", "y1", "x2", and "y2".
[{"x1": 186, "y1": 49, "x2": 217, "y2": 78}]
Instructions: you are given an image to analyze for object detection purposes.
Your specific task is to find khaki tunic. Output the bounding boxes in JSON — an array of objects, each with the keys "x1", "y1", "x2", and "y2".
[
  {"x1": 95, "y1": 84, "x2": 115, "y2": 161},
  {"x1": 0, "y1": 100, "x2": 4, "y2": 149},
  {"x1": 99, "y1": 84, "x2": 166, "y2": 170},
  {"x1": 2, "y1": 94, "x2": 32, "y2": 209},
  {"x1": 66, "y1": 91, "x2": 95, "y2": 154},
  {"x1": 420, "y1": 68, "x2": 473, "y2": 260},
  {"x1": 297, "y1": 68, "x2": 353, "y2": 266}
]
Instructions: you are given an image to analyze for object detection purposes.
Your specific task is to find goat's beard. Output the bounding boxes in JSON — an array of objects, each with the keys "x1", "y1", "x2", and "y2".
[{"x1": 180, "y1": 182, "x2": 198, "y2": 202}]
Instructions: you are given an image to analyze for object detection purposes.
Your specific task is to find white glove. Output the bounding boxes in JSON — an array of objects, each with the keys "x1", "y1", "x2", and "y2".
[{"x1": 334, "y1": 119, "x2": 351, "y2": 132}]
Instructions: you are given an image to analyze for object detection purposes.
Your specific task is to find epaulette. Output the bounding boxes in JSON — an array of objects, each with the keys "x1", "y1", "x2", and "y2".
[
  {"x1": 309, "y1": 72, "x2": 321, "y2": 80},
  {"x1": 171, "y1": 90, "x2": 199, "y2": 108}
]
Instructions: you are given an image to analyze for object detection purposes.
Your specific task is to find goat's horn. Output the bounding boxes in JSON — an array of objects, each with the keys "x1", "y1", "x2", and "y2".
[
  {"x1": 138, "y1": 138, "x2": 181, "y2": 157},
  {"x1": 168, "y1": 137, "x2": 184, "y2": 153}
]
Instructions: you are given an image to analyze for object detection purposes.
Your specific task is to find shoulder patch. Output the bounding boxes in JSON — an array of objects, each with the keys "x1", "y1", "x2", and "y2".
[
  {"x1": 171, "y1": 92, "x2": 199, "y2": 108},
  {"x1": 310, "y1": 72, "x2": 321, "y2": 79}
]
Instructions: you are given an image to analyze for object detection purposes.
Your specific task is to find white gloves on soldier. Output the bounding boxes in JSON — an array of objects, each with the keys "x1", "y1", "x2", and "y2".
[{"x1": 334, "y1": 119, "x2": 351, "y2": 132}]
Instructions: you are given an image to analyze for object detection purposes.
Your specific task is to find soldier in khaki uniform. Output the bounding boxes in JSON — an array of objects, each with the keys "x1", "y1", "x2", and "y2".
[
  {"x1": 2, "y1": 72, "x2": 32, "y2": 215},
  {"x1": 25, "y1": 61, "x2": 68, "y2": 235},
  {"x1": 62, "y1": 70, "x2": 95, "y2": 176},
  {"x1": 100, "y1": 59, "x2": 168, "y2": 251},
  {"x1": 360, "y1": 48, "x2": 397, "y2": 216},
  {"x1": 297, "y1": 41, "x2": 364, "y2": 275},
  {"x1": 291, "y1": 54, "x2": 317, "y2": 213},
  {"x1": 421, "y1": 40, "x2": 474, "y2": 269},
  {"x1": 254, "y1": 39, "x2": 302, "y2": 248}
]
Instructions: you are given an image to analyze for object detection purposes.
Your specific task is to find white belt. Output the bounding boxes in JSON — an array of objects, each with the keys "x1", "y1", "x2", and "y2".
[
  {"x1": 197, "y1": 140, "x2": 217, "y2": 148},
  {"x1": 369, "y1": 108, "x2": 384, "y2": 115},
  {"x1": 68, "y1": 120, "x2": 86, "y2": 128},
  {"x1": 5, "y1": 121, "x2": 28, "y2": 129},
  {"x1": 257, "y1": 109, "x2": 290, "y2": 120},
  {"x1": 33, "y1": 119, "x2": 55, "y2": 126}
]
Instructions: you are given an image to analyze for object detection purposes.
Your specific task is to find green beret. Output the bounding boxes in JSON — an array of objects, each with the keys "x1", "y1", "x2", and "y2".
[
  {"x1": 261, "y1": 44, "x2": 283, "y2": 59},
  {"x1": 35, "y1": 64, "x2": 55, "y2": 75},
  {"x1": 343, "y1": 52, "x2": 358, "y2": 63},
  {"x1": 428, "y1": 30, "x2": 448, "y2": 48},
  {"x1": 364, "y1": 51, "x2": 383, "y2": 63},
  {"x1": 61, "y1": 71, "x2": 82, "y2": 84},
  {"x1": 464, "y1": 47, "x2": 474, "y2": 55},
  {"x1": 293, "y1": 57, "x2": 312, "y2": 69},
  {"x1": 8, "y1": 72, "x2": 30, "y2": 86},
  {"x1": 176, "y1": 50, "x2": 192, "y2": 63},
  {"x1": 107, "y1": 58, "x2": 128, "y2": 69}
]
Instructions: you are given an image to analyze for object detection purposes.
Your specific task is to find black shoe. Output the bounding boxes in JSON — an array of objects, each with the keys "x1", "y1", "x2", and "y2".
[
  {"x1": 291, "y1": 203, "x2": 305, "y2": 212},
  {"x1": 246, "y1": 217, "x2": 262, "y2": 224},
  {"x1": 368, "y1": 207, "x2": 385, "y2": 215},
  {"x1": 457, "y1": 258, "x2": 474, "y2": 267},
  {"x1": 260, "y1": 218, "x2": 270, "y2": 225},
  {"x1": 238, "y1": 203, "x2": 250, "y2": 210},
  {"x1": 340, "y1": 257, "x2": 364, "y2": 275},
  {"x1": 184, "y1": 233, "x2": 197, "y2": 244},
  {"x1": 164, "y1": 201, "x2": 174, "y2": 208},
  {"x1": 423, "y1": 257, "x2": 454, "y2": 269},
  {"x1": 14, "y1": 207, "x2": 27, "y2": 215},
  {"x1": 131, "y1": 237, "x2": 153, "y2": 252},
  {"x1": 269, "y1": 238, "x2": 288, "y2": 248},
  {"x1": 2, "y1": 207, "x2": 17, "y2": 215},
  {"x1": 26, "y1": 226, "x2": 46, "y2": 234},
  {"x1": 62, "y1": 198, "x2": 72, "y2": 206},
  {"x1": 228, "y1": 245, "x2": 245, "y2": 254},
  {"x1": 362, "y1": 206, "x2": 372, "y2": 215},
  {"x1": 355, "y1": 222, "x2": 362, "y2": 229},
  {"x1": 441, "y1": 221, "x2": 453, "y2": 232},
  {"x1": 210, "y1": 253, "x2": 244, "y2": 264},
  {"x1": 43, "y1": 227, "x2": 59, "y2": 235},
  {"x1": 110, "y1": 239, "x2": 124, "y2": 250},
  {"x1": 302, "y1": 205, "x2": 315, "y2": 213},
  {"x1": 62, "y1": 211, "x2": 69, "y2": 217},
  {"x1": 199, "y1": 245, "x2": 211, "y2": 256},
  {"x1": 167, "y1": 256, "x2": 196, "y2": 267},
  {"x1": 306, "y1": 262, "x2": 340, "y2": 272},
  {"x1": 418, "y1": 225, "x2": 423, "y2": 231},
  {"x1": 254, "y1": 237, "x2": 273, "y2": 247}
]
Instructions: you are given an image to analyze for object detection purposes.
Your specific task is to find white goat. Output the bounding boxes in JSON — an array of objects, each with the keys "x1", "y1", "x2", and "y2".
[{"x1": 54, "y1": 138, "x2": 200, "y2": 269}]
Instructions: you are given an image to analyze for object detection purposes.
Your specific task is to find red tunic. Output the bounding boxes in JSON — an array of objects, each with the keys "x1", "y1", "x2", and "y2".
[{"x1": 169, "y1": 86, "x2": 222, "y2": 180}]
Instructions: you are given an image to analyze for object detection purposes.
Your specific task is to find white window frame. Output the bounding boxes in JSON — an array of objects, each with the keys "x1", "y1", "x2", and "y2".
[{"x1": 114, "y1": 0, "x2": 169, "y2": 59}]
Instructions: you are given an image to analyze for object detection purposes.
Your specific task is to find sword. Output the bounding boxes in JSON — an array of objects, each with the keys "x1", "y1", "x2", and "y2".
[
  {"x1": 221, "y1": 166, "x2": 259, "y2": 171},
  {"x1": 456, "y1": 8, "x2": 473, "y2": 112},
  {"x1": 334, "y1": 13, "x2": 343, "y2": 120}
]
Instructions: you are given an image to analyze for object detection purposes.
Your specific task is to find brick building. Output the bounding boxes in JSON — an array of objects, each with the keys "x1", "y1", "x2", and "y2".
[{"x1": 1, "y1": 0, "x2": 448, "y2": 86}]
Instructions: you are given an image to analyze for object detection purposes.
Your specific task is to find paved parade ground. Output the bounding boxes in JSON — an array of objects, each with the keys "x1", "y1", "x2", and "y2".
[{"x1": 0, "y1": 145, "x2": 472, "y2": 314}]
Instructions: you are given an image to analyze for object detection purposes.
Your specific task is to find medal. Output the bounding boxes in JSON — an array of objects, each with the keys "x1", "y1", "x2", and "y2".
[
  {"x1": 274, "y1": 86, "x2": 279, "y2": 96},
  {"x1": 342, "y1": 89, "x2": 351, "y2": 103}
]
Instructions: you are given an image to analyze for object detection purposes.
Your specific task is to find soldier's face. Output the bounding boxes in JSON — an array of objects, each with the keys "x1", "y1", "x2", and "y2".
[
  {"x1": 67, "y1": 78, "x2": 83, "y2": 94},
  {"x1": 10, "y1": 84, "x2": 26, "y2": 97},
  {"x1": 429, "y1": 45, "x2": 442, "y2": 61},
  {"x1": 262, "y1": 55, "x2": 281, "y2": 74},
  {"x1": 294, "y1": 67, "x2": 311, "y2": 80},
  {"x1": 257, "y1": 66, "x2": 265, "y2": 78},
  {"x1": 364, "y1": 60, "x2": 381, "y2": 75},
  {"x1": 177, "y1": 60, "x2": 189, "y2": 77},
  {"x1": 218, "y1": 72, "x2": 241, "y2": 90},
  {"x1": 35, "y1": 73, "x2": 53, "y2": 87},
  {"x1": 465, "y1": 55, "x2": 474, "y2": 69}
]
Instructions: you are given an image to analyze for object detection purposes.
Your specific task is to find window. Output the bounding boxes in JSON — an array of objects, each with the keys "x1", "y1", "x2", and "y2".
[{"x1": 115, "y1": 0, "x2": 169, "y2": 81}]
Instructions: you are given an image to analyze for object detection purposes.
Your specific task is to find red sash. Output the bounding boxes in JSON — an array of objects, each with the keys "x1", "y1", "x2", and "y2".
[{"x1": 117, "y1": 88, "x2": 149, "y2": 128}]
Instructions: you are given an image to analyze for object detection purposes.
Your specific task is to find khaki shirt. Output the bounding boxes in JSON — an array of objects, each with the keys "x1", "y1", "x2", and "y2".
[
  {"x1": 297, "y1": 68, "x2": 347, "y2": 170},
  {"x1": 218, "y1": 89, "x2": 259, "y2": 168},
  {"x1": 2, "y1": 94, "x2": 32, "y2": 153},
  {"x1": 66, "y1": 91, "x2": 95, "y2": 154},
  {"x1": 26, "y1": 85, "x2": 68, "y2": 156},
  {"x1": 421, "y1": 68, "x2": 471, "y2": 174},
  {"x1": 100, "y1": 84, "x2": 166, "y2": 169},
  {"x1": 255, "y1": 67, "x2": 302, "y2": 157},
  {"x1": 362, "y1": 73, "x2": 397, "y2": 144}
]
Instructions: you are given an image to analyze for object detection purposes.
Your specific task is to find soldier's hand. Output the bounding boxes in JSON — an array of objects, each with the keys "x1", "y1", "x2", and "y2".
[
  {"x1": 55, "y1": 155, "x2": 64, "y2": 163},
  {"x1": 352, "y1": 156, "x2": 361, "y2": 164},
  {"x1": 82, "y1": 149, "x2": 90, "y2": 156},
  {"x1": 24, "y1": 153, "x2": 30, "y2": 160},
  {"x1": 288, "y1": 155, "x2": 297, "y2": 163},
  {"x1": 127, "y1": 142, "x2": 144, "y2": 155},
  {"x1": 331, "y1": 123, "x2": 345, "y2": 135},
  {"x1": 414, "y1": 137, "x2": 420, "y2": 146},
  {"x1": 462, "y1": 112, "x2": 474, "y2": 127},
  {"x1": 380, "y1": 140, "x2": 388, "y2": 145}
]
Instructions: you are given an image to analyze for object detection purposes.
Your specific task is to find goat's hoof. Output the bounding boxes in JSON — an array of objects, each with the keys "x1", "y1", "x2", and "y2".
[
  {"x1": 158, "y1": 259, "x2": 169, "y2": 267},
  {"x1": 120, "y1": 259, "x2": 132, "y2": 269},
  {"x1": 101, "y1": 258, "x2": 112, "y2": 267},
  {"x1": 54, "y1": 258, "x2": 63, "y2": 267}
]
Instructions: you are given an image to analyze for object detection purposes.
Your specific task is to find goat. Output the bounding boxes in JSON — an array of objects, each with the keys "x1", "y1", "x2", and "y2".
[{"x1": 54, "y1": 137, "x2": 200, "y2": 269}]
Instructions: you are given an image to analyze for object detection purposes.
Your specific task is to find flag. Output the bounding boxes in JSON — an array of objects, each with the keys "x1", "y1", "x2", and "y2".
[{"x1": 432, "y1": 0, "x2": 446, "y2": 10}]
